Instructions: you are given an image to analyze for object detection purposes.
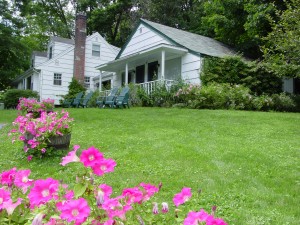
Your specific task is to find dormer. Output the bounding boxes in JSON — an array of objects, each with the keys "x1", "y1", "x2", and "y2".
[
  {"x1": 47, "y1": 36, "x2": 74, "y2": 60},
  {"x1": 31, "y1": 51, "x2": 47, "y2": 68}
]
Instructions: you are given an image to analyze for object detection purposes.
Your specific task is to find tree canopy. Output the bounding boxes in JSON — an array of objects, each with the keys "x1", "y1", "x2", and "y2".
[{"x1": 0, "y1": 0, "x2": 299, "y2": 90}]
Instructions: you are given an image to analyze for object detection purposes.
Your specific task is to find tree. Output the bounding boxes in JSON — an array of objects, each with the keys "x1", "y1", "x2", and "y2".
[
  {"x1": 0, "y1": 0, "x2": 30, "y2": 90},
  {"x1": 262, "y1": 0, "x2": 300, "y2": 78}
]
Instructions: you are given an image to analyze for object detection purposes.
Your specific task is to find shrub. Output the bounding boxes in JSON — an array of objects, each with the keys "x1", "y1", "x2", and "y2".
[
  {"x1": 60, "y1": 78, "x2": 86, "y2": 104},
  {"x1": 271, "y1": 93, "x2": 296, "y2": 112},
  {"x1": 251, "y1": 95, "x2": 274, "y2": 111},
  {"x1": 3, "y1": 89, "x2": 39, "y2": 109},
  {"x1": 201, "y1": 56, "x2": 282, "y2": 95},
  {"x1": 87, "y1": 91, "x2": 100, "y2": 108}
]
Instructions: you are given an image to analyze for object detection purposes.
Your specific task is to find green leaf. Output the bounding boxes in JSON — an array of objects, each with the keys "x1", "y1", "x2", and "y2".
[{"x1": 74, "y1": 183, "x2": 88, "y2": 198}]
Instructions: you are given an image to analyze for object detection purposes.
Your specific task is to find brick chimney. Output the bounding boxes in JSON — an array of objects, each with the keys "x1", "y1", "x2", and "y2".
[{"x1": 73, "y1": 13, "x2": 87, "y2": 85}]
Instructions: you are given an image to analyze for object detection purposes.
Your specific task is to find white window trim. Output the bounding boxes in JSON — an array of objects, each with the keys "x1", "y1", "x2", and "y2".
[{"x1": 92, "y1": 44, "x2": 100, "y2": 57}]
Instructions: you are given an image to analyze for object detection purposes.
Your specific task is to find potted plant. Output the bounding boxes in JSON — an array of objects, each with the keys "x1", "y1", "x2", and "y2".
[
  {"x1": 17, "y1": 98, "x2": 55, "y2": 117},
  {"x1": 9, "y1": 110, "x2": 74, "y2": 158}
]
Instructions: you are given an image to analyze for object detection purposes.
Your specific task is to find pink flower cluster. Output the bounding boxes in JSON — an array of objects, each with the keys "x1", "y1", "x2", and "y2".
[
  {"x1": 17, "y1": 98, "x2": 54, "y2": 113},
  {"x1": 0, "y1": 146, "x2": 228, "y2": 224},
  {"x1": 9, "y1": 110, "x2": 73, "y2": 157},
  {"x1": 184, "y1": 209, "x2": 227, "y2": 225}
]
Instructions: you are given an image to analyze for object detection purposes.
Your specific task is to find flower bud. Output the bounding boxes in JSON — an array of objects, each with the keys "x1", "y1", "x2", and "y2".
[
  {"x1": 161, "y1": 202, "x2": 169, "y2": 213},
  {"x1": 32, "y1": 213, "x2": 44, "y2": 225},
  {"x1": 152, "y1": 202, "x2": 159, "y2": 214}
]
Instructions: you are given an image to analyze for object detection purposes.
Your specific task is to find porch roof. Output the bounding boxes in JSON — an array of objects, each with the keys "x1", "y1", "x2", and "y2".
[{"x1": 96, "y1": 43, "x2": 188, "y2": 72}]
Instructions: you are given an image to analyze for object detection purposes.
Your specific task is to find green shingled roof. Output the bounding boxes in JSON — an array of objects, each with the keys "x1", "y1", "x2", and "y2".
[{"x1": 140, "y1": 19, "x2": 237, "y2": 58}]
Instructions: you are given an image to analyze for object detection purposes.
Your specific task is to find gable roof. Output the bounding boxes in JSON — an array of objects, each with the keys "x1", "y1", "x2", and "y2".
[
  {"x1": 116, "y1": 19, "x2": 237, "y2": 59},
  {"x1": 50, "y1": 36, "x2": 75, "y2": 45}
]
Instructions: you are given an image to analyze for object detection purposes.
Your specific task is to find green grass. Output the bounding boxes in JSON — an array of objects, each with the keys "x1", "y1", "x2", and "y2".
[{"x1": 0, "y1": 108, "x2": 299, "y2": 224}]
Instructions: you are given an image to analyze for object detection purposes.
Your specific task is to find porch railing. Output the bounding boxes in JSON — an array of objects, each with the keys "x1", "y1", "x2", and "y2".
[{"x1": 137, "y1": 79, "x2": 175, "y2": 95}]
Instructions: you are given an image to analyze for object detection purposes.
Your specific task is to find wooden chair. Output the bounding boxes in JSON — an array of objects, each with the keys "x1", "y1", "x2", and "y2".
[
  {"x1": 115, "y1": 87, "x2": 130, "y2": 108},
  {"x1": 79, "y1": 91, "x2": 94, "y2": 108},
  {"x1": 96, "y1": 87, "x2": 118, "y2": 108},
  {"x1": 62, "y1": 92, "x2": 84, "y2": 108}
]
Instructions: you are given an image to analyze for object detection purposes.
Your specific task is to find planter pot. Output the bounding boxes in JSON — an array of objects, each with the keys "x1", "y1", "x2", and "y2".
[{"x1": 24, "y1": 133, "x2": 71, "y2": 150}]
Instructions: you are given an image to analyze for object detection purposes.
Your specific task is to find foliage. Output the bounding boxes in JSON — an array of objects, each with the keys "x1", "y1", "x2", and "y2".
[
  {"x1": 87, "y1": 91, "x2": 100, "y2": 108},
  {"x1": 9, "y1": 110, "x2": 73, "y2": 158},
  {"x1": 174, "y1": 83, "x2": 297, "y2": 112},
  {"x1": 201, "y1": 56, "x2": 282, "y2": 95},
  {"x1": 262, "y1": 0, "x2": 300, "y2": 78},
  {"x1": 3, "y1": 89, "x2": 39, "y2": 109},
  {"x1": 0, "y1": 0, "x2": 30, "y2": 90},
  {"x1": 0, "y1": 145, "x2": 227, "y2": 224},
  {"x1": 63, "y1": 78, "x2": 86, "y2": 101}
]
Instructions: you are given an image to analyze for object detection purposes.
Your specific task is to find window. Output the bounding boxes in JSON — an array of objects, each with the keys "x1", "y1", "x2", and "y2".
[
  {"x1": 84, "y1": 76, "x2": 90, "y2": 88},
  {"x1": 49, "y1": 46, "x2": 53, "y2": 59},
  {"x1": 92, "y1": 44, "x2": 100, "y2": 57},
  {"x1": 53, "y1": 73, "x2": 62, "y2": 85}
]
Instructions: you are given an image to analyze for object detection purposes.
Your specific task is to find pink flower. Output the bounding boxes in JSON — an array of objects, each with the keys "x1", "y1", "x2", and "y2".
[
  {"x1": 183, "y1": 209, "x2": 228, "y2": 225},
  {"x1": 96, "y1": 184, "x2": 113, "y2": 206},
  {"x1": 91, "y1": 158, "x2": 116, "y2": 176},
  {"x1": 27, "y1": 155, "x2": 33, "y2": 161},
  {"x1": 152, "y1": 202, "x2": 159, "y2": 214},
  {"x1": 0, "y1": 188, "x2": 11, "y2": 210},
  {"x1": 122, "y1": 187, "x2": 143, "y2": 204},
  {"x1": 80, "y1": 146, "x2": 103, "y2": 167},
  {"x1": 60, "y1": 145, "x2": 80, "y2": 166},
  {"x1": 102, "y1": 197, "x2": 132, "y2": 220},
  {"x1": 173, "y1": 187, "x2": 192, "y2": 207},
  {"x1": 59, "y1": 198, "x2": 90, "y2": 224},
  {"x1": 161, "y1": 202, "x2": 169, "y2": 213},
  {"x1": 14, "y1": 169, "x2": 33, "y2": 193},
  {"x1": 3, "y1": 198, "x2": 22, "y2": 215},
  {"x1": 0, "y1": 167, "x2": 16, "y2": 186},
  {"x1": 140, "y1": 183, "x2": 159, "y2": 201},
  {"x1": 28, "y1": 178, "x2": 59, "y2": 208},
  {"x1": 32, "y1": 213, "x2": 45, "y2": 225}
]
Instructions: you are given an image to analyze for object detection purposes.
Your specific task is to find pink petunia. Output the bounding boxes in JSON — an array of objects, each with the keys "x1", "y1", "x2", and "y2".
[
  {"x1": 27, "y1": 155, "x2": 33, "y2": 161},
  {"x1": 60, "y1": 145, "x2": 81, "y2": 166},
  {"x1": 122, "y1": 187, "x2": 144, "y2": 205},
  {"x1": 80, "y1": 146, "x2": 103, "y2": 167},
  {"x1": 3, "y1": 198, "x2": 22, "y2": 215},
  {"x1": 0, "y1": 167, "x2": 17, "y2": 186},
  {"x1": 28, "y1": 178, "x2": 59, "y2": 208},
  {"x1": 91, "y1": 158, "x2": 116, "y2": 176},
  {"x1": 0, "y1": 188, "x2": 11, "y2": 210},
  {"x1": 173, "y1": 187, "x2": 192, "y2": 207},
  {"x1": 152, "y1": 202, "x2": 159, "y2": 214},
  {"x1": 59, "y1": 198, "x2": 90, "y2": 224},
  {"x1": 161, "y1": 202, "x2": 169, "y2": 213},
  {"x1": 96, "y1": 184, "x2": 113, "y2": 206},
  {"x1": 14, "y1": 169, "x2": 33, "y2": 193},
  {"x1": 183, "y1": 209, "x2": 228, "y2": 225},
  {"x1": 140, "y1": 183, "x2": 159, "y2": 202}
]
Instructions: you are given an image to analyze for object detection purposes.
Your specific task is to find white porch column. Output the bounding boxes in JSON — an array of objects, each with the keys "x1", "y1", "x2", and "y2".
[
  {"x1": 99, "y1": 71, "x2": 102, "y2": 91},
  {"x1": 125, "y1": 63, "x2": 128, "y2": 86},
  {"x1": 161, "y1": 50, "x2": 165, "y2": 80}
]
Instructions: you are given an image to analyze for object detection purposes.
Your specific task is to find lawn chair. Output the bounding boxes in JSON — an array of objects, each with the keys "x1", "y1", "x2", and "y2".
[
  {"x1": 96, "y1": 87, "x2": 118, "y2": 108},
  {"x1": 115, "y1": 87, "x2": 130, "y2": 108},
  {"x1": 71, "y1": 92, "x2": 85, "y2": 108},
  {"x1": 79, "y1": 91, "x2": 94, "y2": 108},
  {"x1": 62, "y1": 92, "x2": 84, "y2": 108}
]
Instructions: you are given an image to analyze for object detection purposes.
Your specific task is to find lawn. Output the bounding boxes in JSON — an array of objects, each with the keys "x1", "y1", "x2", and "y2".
[{"x1": 0, "y1": 107, "x2": 299, "y2": 224}]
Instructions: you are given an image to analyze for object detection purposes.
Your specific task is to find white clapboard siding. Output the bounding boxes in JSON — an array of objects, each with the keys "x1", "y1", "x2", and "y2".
[
  {"x1": 181, "y1": 53, "x2": 201, "y2": 84},
  {"x1": 34, "y1": 56, "x2": 48, "y2": 67},
  {"x1": 120, "y1": 24, "x2": 171, "y2": 58}
]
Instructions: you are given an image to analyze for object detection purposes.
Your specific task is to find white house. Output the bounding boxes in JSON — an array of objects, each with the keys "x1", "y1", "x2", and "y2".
[
  {"x1": 14, "y1": 14, "x2": 119, "y2": 104},
  {"x1": 96, "y1": 19, "x2": 237, "y2": 92}
]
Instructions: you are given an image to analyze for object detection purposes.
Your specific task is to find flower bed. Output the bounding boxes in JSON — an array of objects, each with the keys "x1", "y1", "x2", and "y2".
[
  {"x1": 17, "y1": 98, "x2": 54, "y2": 117},
  {"x1": 0, "y1": 145, "x2": 227, "y2": 225}
]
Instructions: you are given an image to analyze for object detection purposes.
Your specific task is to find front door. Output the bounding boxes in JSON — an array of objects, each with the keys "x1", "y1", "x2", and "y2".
[
  {"x1": 136, "y1": 65, "x2": 145, "y2": 83},
  {"x1": 148, "y1": 61, "x2": 158, "y2": 82}
]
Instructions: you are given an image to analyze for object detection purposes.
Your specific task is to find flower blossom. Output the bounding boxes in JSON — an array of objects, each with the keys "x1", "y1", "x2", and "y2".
[
  {"x1": 0, "y1": 167, "x2": 17, "y2": 186},
  {"x1": 60, "y1": 145, "x2": 80, "y2": 166},
  {"x1": 122, "y1": 187, "x2": 144, "y2": 204},
  {"x1": 140, "y1": 183, "x2": 159, "y2": 201},
  {"x1": 3, "y1": 198, "x2": 23, "y2": 215},
  {"x1": 14, "y1": 169, "x2": 33, "y2": 193},
  {"x1": 59, "y1": 198, "x2": 90, "y2": 224},
  {"x1": 80, "y1": 146, "x2": 103, "y2": 167},
  {"x1": 28, "y1": 178, "x2": 59, "y2": 208},
  {"x1": 183, "y1": 209, "x2": 228, "y2": 225},
  {"x1": 96, "y1": 184, "x2": 113, "y2": 206},
  {"x1": 173, "y1": 187, "x2": 192, "y2": 207},
  {"x1": 161, "y1": 202, "x2": 169, "y2": 213},
  {"x1": 0, "y1": 188, "x2": 11, "y2": 210},
  {"x1": 91, "y1": 158, "x2": 116, "y2": 176}
]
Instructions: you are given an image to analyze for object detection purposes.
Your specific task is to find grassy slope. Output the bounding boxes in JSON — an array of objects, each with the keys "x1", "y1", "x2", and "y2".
[{"x1": 0, "y1": 108, "x2": 299, "y2": 224}]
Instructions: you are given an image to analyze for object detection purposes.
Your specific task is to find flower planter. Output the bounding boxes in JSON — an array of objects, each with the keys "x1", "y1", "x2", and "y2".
[{"x1": 24, "y1": 133, "x2": 71, "y2": 150}]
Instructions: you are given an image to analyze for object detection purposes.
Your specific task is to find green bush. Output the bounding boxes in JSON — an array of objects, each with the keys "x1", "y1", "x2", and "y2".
[
  {"x1": 60, "y1": 78, "x2": 86, "y2": 104},
  {"x1": 201, "y1": 56, "x2": 282, "y2": 95},
  {"x1": 87, "y1": 91, "x2": 100, "y2": 108},
  {"x1": 251, "y1": 95, "x2": 274, "y2": 111},
  {"x1": 3, "y1": 89, "x2": 39, "y2": 109},
  {"x1": 271, "y1": 93, "x2": 296, "y2": 112}
]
